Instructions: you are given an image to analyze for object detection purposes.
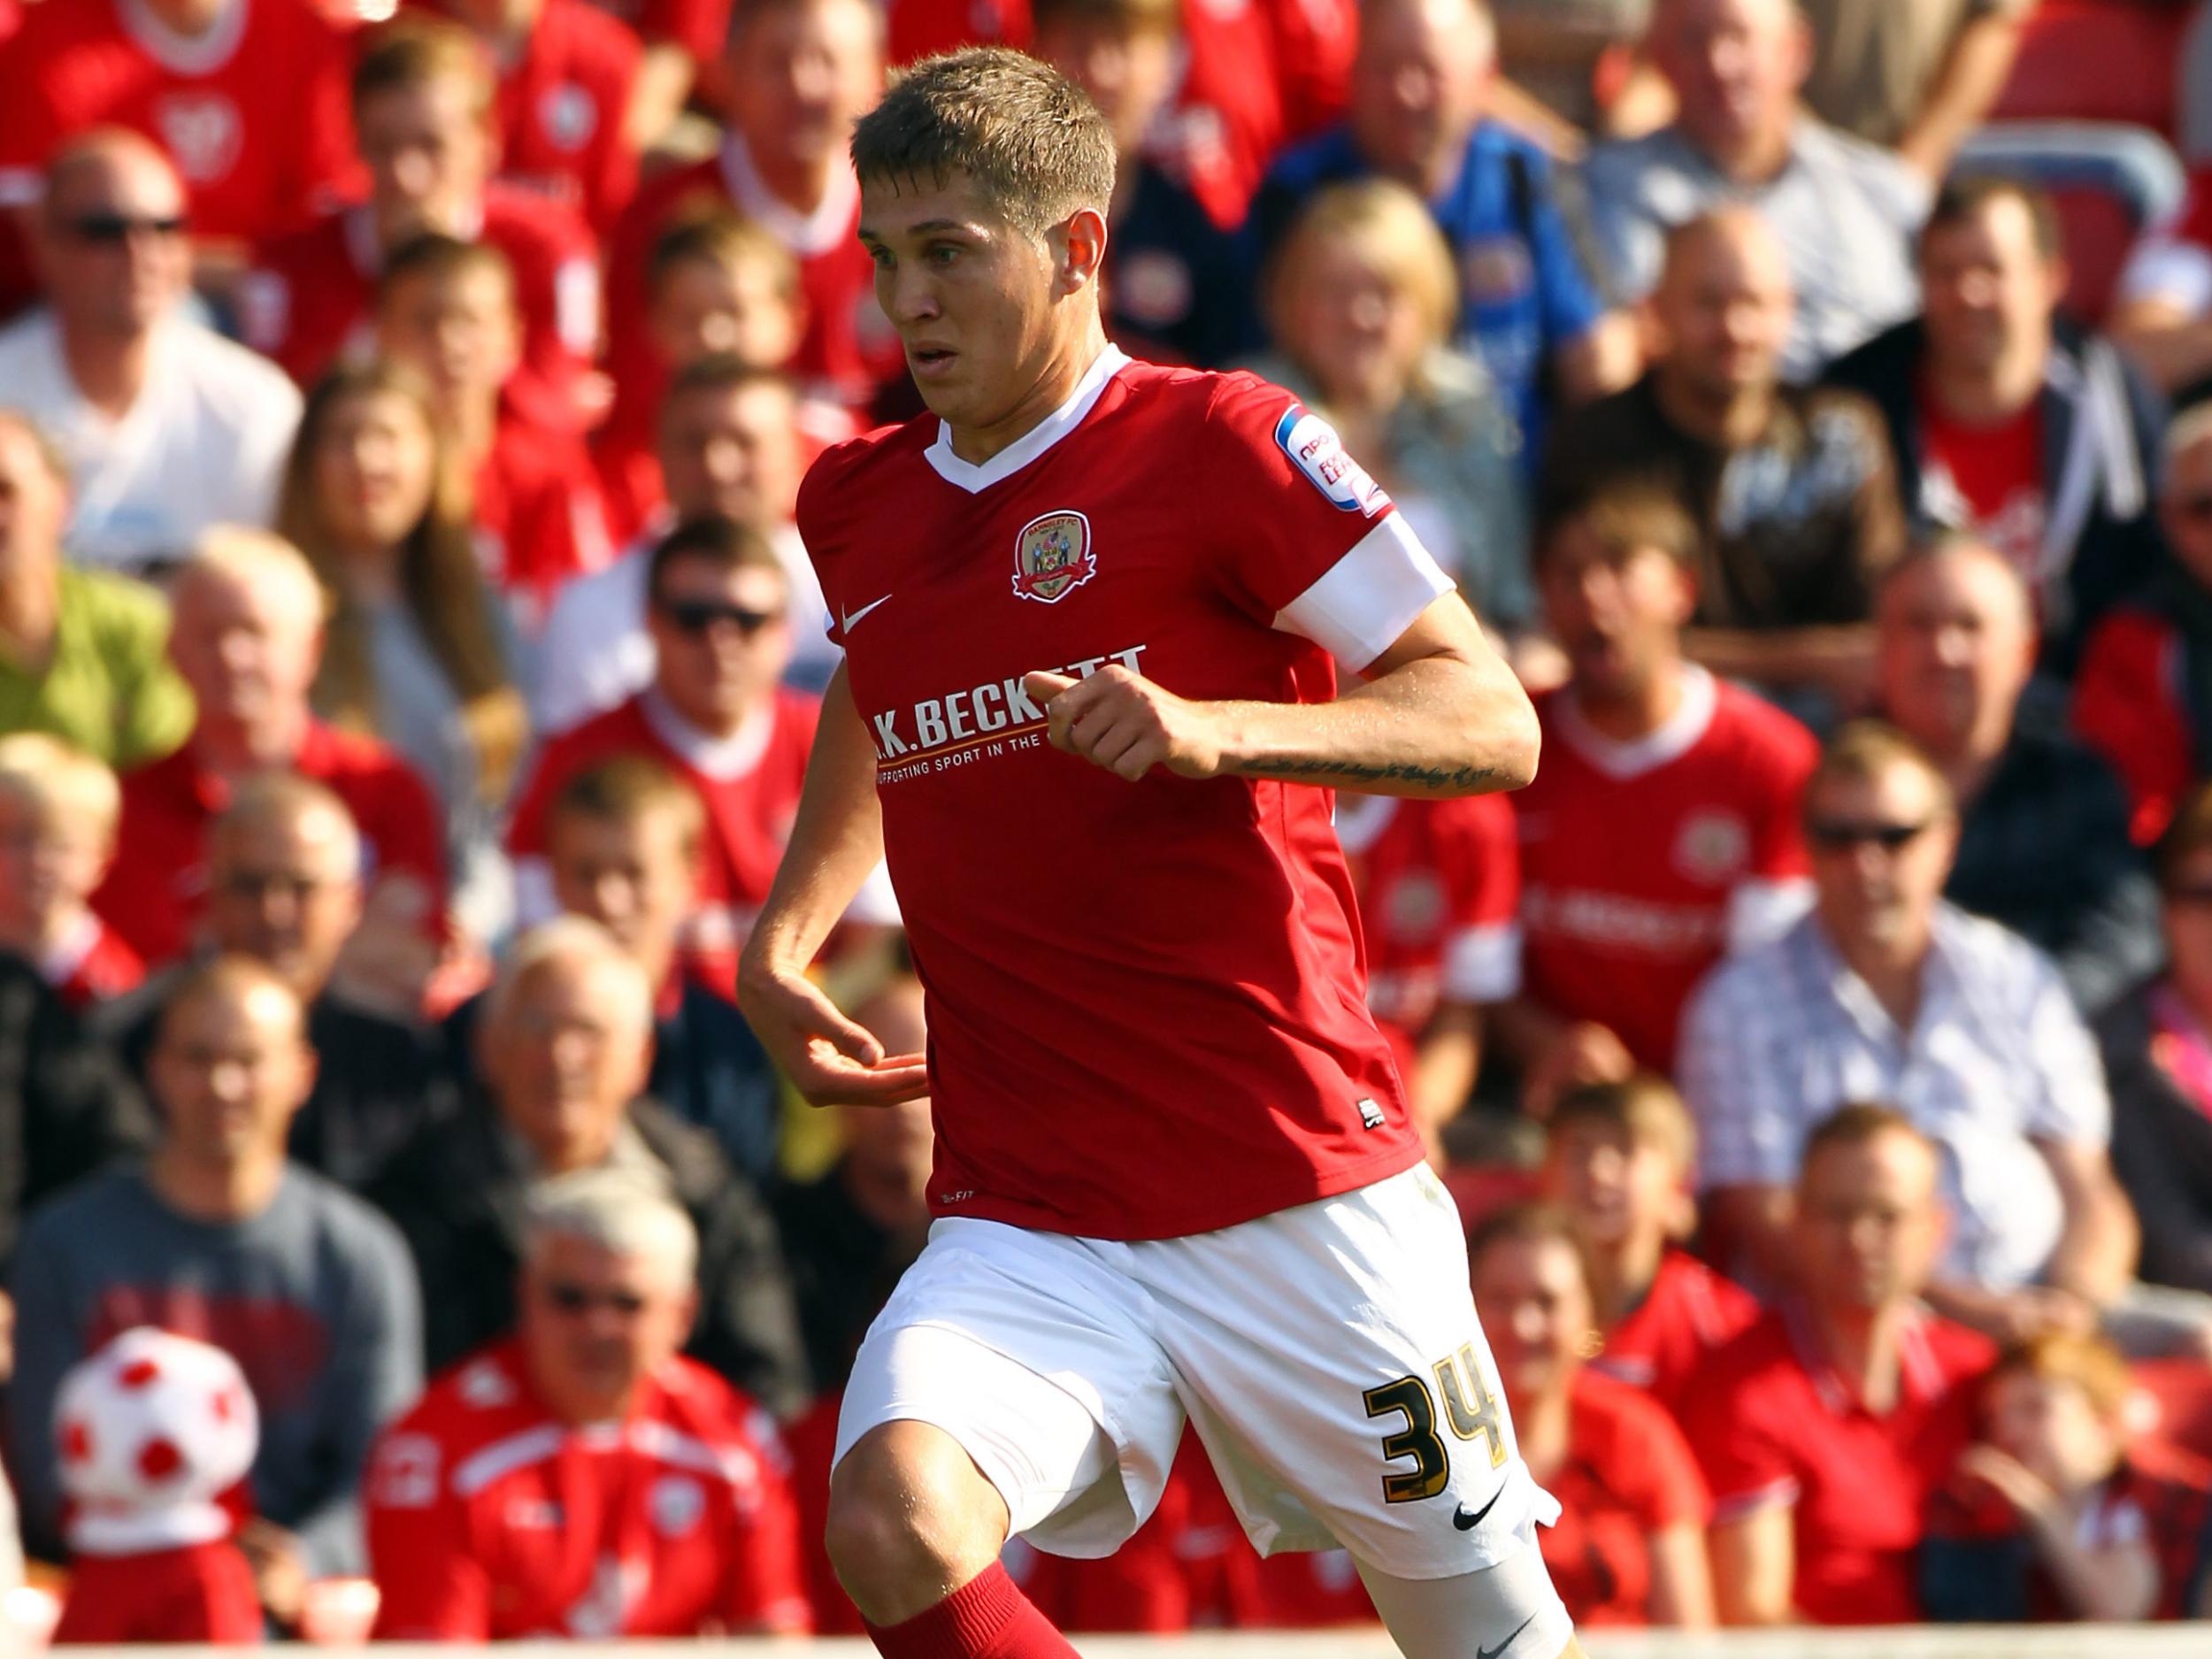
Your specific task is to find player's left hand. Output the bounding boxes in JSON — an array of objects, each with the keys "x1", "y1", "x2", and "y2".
[{"x1": 1025, "y1": 667, "x2": 1225, "y2": 782}]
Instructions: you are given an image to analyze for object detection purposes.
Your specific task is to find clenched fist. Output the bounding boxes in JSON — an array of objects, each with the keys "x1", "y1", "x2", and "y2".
[{"x1": 1024, "y1": 665, "x2": 1228, "y2": 782}]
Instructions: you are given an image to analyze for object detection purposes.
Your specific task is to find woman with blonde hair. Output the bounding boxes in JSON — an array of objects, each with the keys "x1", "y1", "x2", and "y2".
[
  {"x1": 277, "y1": 359, "x2": 527, "y2": 938},
  {"x1": 1250, "y1": 178, "x2": 1535, "y2": 643}
]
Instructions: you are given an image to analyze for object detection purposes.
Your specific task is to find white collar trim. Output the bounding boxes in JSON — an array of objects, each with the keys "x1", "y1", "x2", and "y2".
[
  {"x1": 36, "y1": 912, "x2": 101, "y2": 987},
  {"x1": 924, "y1": 345, "x2": 1129, "y2": 494},
  {"x1": 1555, "y1": 664, "x2": 1718, "y2": 780},
  {"x1": 641, "y1": 687, "x2": 775, "y2": 780},
  {"x1": 119, "y1": 0, "x2": 248, "y2": 77},
  {"x1": 718, "y1": 134, "x2": 858, "y2": 257}
]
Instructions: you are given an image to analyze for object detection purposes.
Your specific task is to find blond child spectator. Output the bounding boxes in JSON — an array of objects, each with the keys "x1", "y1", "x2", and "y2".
[
  {"x1": 0, "y1": 734, "x2": 139, "y2": 1010},
  {"x1": 1542, "y1": 1078, "x2": 1759, "y2": 1419}
]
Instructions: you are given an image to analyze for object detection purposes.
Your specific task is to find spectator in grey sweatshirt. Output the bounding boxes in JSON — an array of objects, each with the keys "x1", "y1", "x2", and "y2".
[{"x1": 6, "y1": 956, "x2": 420, "y2": 1628}]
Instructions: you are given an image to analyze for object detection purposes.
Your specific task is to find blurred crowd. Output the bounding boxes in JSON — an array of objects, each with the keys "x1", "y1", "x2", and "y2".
[{"x1": 9, "y1": 0, "x2": 2212, "y2": 1642}]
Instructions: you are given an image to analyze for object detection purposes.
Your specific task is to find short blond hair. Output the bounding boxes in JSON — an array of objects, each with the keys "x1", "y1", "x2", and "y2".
[
  {"x1": 1549, "y1": 1075, "x2": 1697, "y2": 1174},
  {"x1": 176, "y1": 525, "x2": 326, "y2": 630},
  {"x1": 1808, "y1": 719, "x2": 1956, "y2": 820},
  {"x1": 1270, "y1": 179, "x2": 1460, "y2": 355},
  {"x1": 488, "y1": 917, "x2": 655, "y2": 1039},
  {"x1": 0, "y1": 734, "x2": 119, "y2": 839}
]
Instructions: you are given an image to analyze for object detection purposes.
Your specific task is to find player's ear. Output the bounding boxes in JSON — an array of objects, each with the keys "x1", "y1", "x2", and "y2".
[{"x1": 1054, "y1": 207, "x2": 1110, "y2": 297}]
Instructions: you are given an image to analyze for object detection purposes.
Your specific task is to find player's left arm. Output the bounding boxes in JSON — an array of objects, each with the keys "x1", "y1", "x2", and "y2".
[{"x1": 1026, "y1": 591, "x2": 1539, "y2": 797}]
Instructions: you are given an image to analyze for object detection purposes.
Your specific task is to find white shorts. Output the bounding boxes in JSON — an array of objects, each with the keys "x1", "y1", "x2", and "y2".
[{"x1": 834, "y1": 1164, "x2": 1562, "y2": 1581}]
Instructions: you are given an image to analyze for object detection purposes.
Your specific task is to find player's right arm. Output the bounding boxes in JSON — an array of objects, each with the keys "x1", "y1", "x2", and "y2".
[{"x1": 737, "y1": 664, "x2": 929, "y2": 1106}]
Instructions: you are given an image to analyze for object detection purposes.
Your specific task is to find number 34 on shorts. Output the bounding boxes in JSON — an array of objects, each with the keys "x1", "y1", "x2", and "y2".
[{"x1": 1363, "y1": 1342, "x2": 1509, "y2": 1504}]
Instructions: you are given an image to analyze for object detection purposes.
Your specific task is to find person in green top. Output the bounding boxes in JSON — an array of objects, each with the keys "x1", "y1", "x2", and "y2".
[{"x1": 0, "y1": 409, "x2": 194, "y2": 767}]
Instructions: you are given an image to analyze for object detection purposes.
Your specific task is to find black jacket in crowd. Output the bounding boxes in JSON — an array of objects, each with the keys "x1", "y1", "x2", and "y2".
[{"x1": 2096, "y1": 979, "x2": 2212, "y2": 1295}]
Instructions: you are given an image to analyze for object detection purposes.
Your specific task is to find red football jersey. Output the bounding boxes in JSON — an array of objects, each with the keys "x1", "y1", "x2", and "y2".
[
  {"x1": 2073, "y1": 606, "x2": 2189, "y2": 845},
  {"x1": 1538, "y1": 1368, "x2": 1710, "y2": 1628},
  {"x1": 44, "y1": 912, "x2": 148, "y2": 1012},
  {"x1": 1589, "y1": 1248, "x2": 1762, "y2": 1424},
  {"x1": 474, "y1": 411, "x2": 615, "y2": 626},
  {"x1": 1336, "y1": 791, "x2": 1519, "y2": 1071},
  {"x1": 53, "y1": 1540, "x2": 265, "y2": 1645},
  {"x1": 507, "y1": 687, "x2": 818, "y2": 995},
  {"x1": 1683, "y1": 1304, "x2": 1993, "y2": 1627},
  {"x1": 366, "y1": 1340, "x2": 810, "y2": 1640},
  {"x1": 240, "y1": 189, "x2": 601, "y2": 430},
  {"x1": 798, "y1": 347, "x2": 1455, "y2": 1240},
  {"x1": 0, "y1": 0, "x2": 359, "y2": 247},
  {"x1": 1916, "y1": 387, "x2": 2047, "y2": 581},
  {"x1": 1516, "y1": 669, "x2": 1816, "y2": 1072},
  {"x1": 93, "y1": 722, "x2": 449, "y2": 970},
  {"x1": 587, "y1": 0, "x2": 726, "y2": 60},
  {"x1": 884, "y1": 0, "x2": 1031, "y2": 61}
]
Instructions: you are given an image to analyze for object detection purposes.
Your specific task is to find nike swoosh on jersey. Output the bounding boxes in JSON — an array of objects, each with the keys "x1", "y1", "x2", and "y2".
[
  {"x1": 1453, "y1": 1486, "x2": 1505, "y2": 1531},
  {"x1": 1475, "y1": 1614, "x2": 1534, "y2": 1659},
  {"x1": 841, "y1": 594, "x2": 893, "y2": 632}
]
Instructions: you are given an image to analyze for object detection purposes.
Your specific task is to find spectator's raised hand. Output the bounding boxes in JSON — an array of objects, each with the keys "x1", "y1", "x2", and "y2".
[{"x1": 1522, "y1": 1020, "x2": 1637, "y2": 1119}]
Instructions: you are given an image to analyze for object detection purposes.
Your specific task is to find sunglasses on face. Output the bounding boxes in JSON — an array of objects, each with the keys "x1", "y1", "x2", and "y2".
[
  {"x1": 541, "y1": 1280, "x2": 649, "y2": 1317},
  {"x1": 1806, "y1": 818, "x2": 1937, "y2": 853},
  {"x1": 655, "y1": 596, "x2": 781, "y2": 638},
  {"x1": 65, "y1": 212, "x2": 188, "y2": 245}
]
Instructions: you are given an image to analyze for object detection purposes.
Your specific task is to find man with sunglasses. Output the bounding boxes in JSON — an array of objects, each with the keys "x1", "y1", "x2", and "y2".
[
  {"x1": 0, "y1": 131, "x2": 300, "y2": 573},
  {"x1": 507, "y1": 515, "x2": 822, "y2": 997},
  {"x1": 366, "y1": 1168, "x2": 812, "y2": 1639},
  {"x1": 1679, "y1": 720, "x2": 2139, "y2": 1346}
]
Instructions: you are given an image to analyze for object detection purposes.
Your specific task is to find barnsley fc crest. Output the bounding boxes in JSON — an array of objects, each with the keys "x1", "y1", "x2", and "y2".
[{"x1": 1011, "y1": 510, "x2": 1096, "y2": 603}]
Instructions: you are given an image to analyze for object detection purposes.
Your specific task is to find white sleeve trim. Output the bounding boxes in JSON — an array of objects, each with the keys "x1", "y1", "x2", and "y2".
[
  {"x1": 2116, "y1": 238, "x2": 2212, "y2": 314},
  {"x1": 1273, "y1": 514, "x2": 1454, "y2": 671},
  {"x1": 1443, "y1": 922, "x2": 1523, "y2": 1004},
  {"x1": 1725, "y1": 877, "x2": 1813, "y2": 955}
]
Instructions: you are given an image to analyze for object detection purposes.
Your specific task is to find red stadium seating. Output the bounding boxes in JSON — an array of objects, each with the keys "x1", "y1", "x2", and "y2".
[{"x1": 1994, "y1": 1, "x2": 2192, "y2": 136}]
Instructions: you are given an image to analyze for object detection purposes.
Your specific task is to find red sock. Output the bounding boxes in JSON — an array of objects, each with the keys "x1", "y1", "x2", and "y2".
[{"x1": 864, "y1": 1561, "x2": 1081, "y2": 1659}]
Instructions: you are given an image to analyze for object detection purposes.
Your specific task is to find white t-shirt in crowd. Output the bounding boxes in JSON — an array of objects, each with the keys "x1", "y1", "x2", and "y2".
[{"x1": 0, "y1": 309, "x2": 302, "y2": 572}]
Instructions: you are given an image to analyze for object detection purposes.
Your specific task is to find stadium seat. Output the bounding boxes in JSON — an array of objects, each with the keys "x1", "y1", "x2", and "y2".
[
  {"x1": 1995, "y1": 0, "x2": 2192, "y2": 136},
  {"x1": 2129, "y1": 1357, "x2": 2212, "y2": 1460}
]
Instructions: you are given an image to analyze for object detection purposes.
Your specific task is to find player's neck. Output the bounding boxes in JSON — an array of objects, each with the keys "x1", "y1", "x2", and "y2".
[
  {"x1": 58, "y1": 316, "x2": 157, "y2": 424},
  {"x1": 746, "y1": 140, "x2": 837, "y2": 217},
  {"x1": 946, "y1": 319, "x2": 1111, "y2": 465}
]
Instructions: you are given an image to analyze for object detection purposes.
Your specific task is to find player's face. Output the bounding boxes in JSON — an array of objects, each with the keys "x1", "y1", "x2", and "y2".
[
  {"x1": 1470, "y1": 1234, "x2": 1593, "y2": 1402},
  {"x1": 207, "y1": 811, "x2": 363, "y2": 1001},
  {"x1": 649, "y1": 257, "x2": 803, "y2": 373},
  {"x1": 1793, "y1": 1129, "x2": 1945, "y2": 1311},
  {"x1": 40, "y1": 151, "x2": 192, "y2": 339},
  {"x1": 1805, "y1": 766, "x2": 1958, "y2": 950},
  {"x1": 1984, "y1": 1370, "x2": 2120, "y2": 1495},
  {"x1": 649, "y1": 555, "x2": 792, "y2": 732},
  {"x1": 726, "y1": 0, "x2": 884, "y2": 172},
  {"x1": 1920, "y1": 199, "x2": 2062, "y2": 378},
  {"x1": 312, "y1": 388, "x2": 440, "y2": 552},
  {"x1": 1545, "y1": 1121, "x2": 1683, "y2": 1249},
  {"x1": 1539, "y1": 528, "x2": 1695, "y2": 702},
  {"x1": 1033, "y1": 18, "x2": 1179, "y2": 158},
  {"x1": 1876, "y1": 553, "x2": 2035, "y2": 759},
  {"x1": 657, "y1": 383, "x2": 803, "y2": 523},
  {"x1": 169, "y1": 572, "x2": 323, "y2": 731},
  {"x1": 0, "y1": 794, "x2": 111, "y2": 935},
  {"x1": 549, "y1": 809, "x2": 696, "y2": 975},
  {"x1": 379, "y1": 267, "x2": 520, "y2": 410},
  {"x1": 357, "y1": 79, "x2": 495, "y2": 245},
  {"x1": 1653, "y1": 228, "x2": 1791, "y2": 400},
  {"x1": 0, "y1": 422, "x2": 70, "y2": 572},
  {"x1": 483, "y1": 958, "x2": 653, "y2": 1163},
  {"x1": 522, "y1": 1233, "x2": 693, "y2": 1411},
  {"x1": 1350, "y1": 0, "x2": 1492, "y2": 183},
  {"x1": 1278, "y1": 238, "x2": 1432, "y2": 411},
  {"x1": 2162, "y1": 439, "x2": 2212, "y2": 588},
  {"x1": 150, "y1": 982, "x2": 316, "y2": 1166}
]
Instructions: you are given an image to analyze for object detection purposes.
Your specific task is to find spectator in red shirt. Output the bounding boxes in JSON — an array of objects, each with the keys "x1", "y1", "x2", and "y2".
[
  {"x1": 0, "y1": 735, "x2": 142, "y2": 1012},
  {"x1": 416, "y1": 0, "x2": 646, "y2": 238},
  {"x1": 1925, "y1": 1330, "x2": 2212, "y2": 1622},
  {"x1": 0, "y1": 0, "x2": 360, "y2": 271},
  {"x1": 603, "y1": 0, "x2": 889, "y2": 417},
  {"x1": 1492, "y1": 480, "x2": 1816, "y2": 1106},
  {"x1": 368, "y1": 1167, "x2": 811, "y2": 1638},
  {"x1": 92, "y1": 527, "x2": 448, "y2": 975},
  {"x1": 274, "y1": 358, "x2": 529, "y2": 945},
  {"x1": 1467, "y1": 1203, "x2": 1716, "y2": 1628},
  {"x1": 509, "y1": 516, "x2": 819, "y2": 995},
  {"x1": 1686, "y1": 1103, "x2": 1994, "y2": 1626},
  {"x1": 240, "y1": 18, "x2": 602, "y2": 434},
  {"x1": 1541, "y1": 1078, "x2": 1759, "y2": 1421},
  {"x1": 375, "y1": 234, "x2": 613, "y2": 627}
]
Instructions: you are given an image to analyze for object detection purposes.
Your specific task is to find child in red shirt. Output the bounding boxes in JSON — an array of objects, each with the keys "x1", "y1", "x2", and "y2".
[{"x1": 0, "y1": 735, "x2": 143, "y2": 1012}]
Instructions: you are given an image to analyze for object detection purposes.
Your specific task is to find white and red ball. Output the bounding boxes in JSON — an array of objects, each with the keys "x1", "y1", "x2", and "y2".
[{"x1": 53, "y1": 1328, "x2": 258, "y2": 1525}]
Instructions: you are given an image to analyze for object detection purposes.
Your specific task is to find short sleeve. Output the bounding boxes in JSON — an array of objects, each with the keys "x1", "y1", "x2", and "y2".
[
  {"x1": 721, "y1": 1417, "x2": 814, "y2": 1632},
  {"x1": 1679, "y1": 1353, "x2": 1799, "y2": 1521},
  {"x1": 367, "y1": 1427, "x2": 491, "y2": 1640},
  {"x1": 1202, "y1": 376, "x2": 1452, "y2": 670}
]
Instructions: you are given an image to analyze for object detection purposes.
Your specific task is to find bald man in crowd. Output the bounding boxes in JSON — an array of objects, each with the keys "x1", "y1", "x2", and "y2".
[
  {"x1": 0, "y1": 131, "x2": 299, "y2": 572},
  {"x1": 1540, "y1": 208, "x2": 1907, "y2": 707}
]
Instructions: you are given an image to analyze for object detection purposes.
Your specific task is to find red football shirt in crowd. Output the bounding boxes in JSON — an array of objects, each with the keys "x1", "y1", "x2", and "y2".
[
  {"x1": 366, "y1": 1340, "x2": 810, "y2": 1639},
  {"x1": 52, "y1": 1540, "x2": 265, "y2": 1644},
  {"x1": 1588, "y1": 1247, "x2": 1763, "y2": 1423},
  {"x1": 884, "y1": 0, "x2": 1031, "y2": 61},
  {"x1": 1916, "y1": 382, "x2": 2047, "y2": 580},
  {"x1": 1537, "y1": 1368, "x2": 1711, "y2": 1627},
  {"x1": 1683, "y1": 1304, "x2": 1993, "y2": 1626},
  {"x1": 240, "y1": 188, "x2": 601, "y2": 431},
  {"x1": 1517, "y1": 666, "x2": 1816, "y2": 1071},
  {"x1": 507, "y1": 687, "x2": 819, "y2": 994},
  {"x1": 0, "y1": 0, "x2": 360, "y2": 246},
  {"x1": 1335, "y1": 791, "x2": 1519, "y2": 1075},
  {"x1": 43, "y1": 912, "x2": 148, "y2": 1013},
  {"x1": 799, "y1": 346, "x2": 1452, "y2": 1240},
  {"x1": 93, "y1": 722, "x2": 448, "y2": 970},
  {"x1": 2073, "y1": 605, "x2": 2193, "y2": 844},
  {"x1": 474, "y1": 411, "x2": 615, "y2": 626},
  {"x1": 409, "y1": 0, "x2": 643, "y2": 237}
]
